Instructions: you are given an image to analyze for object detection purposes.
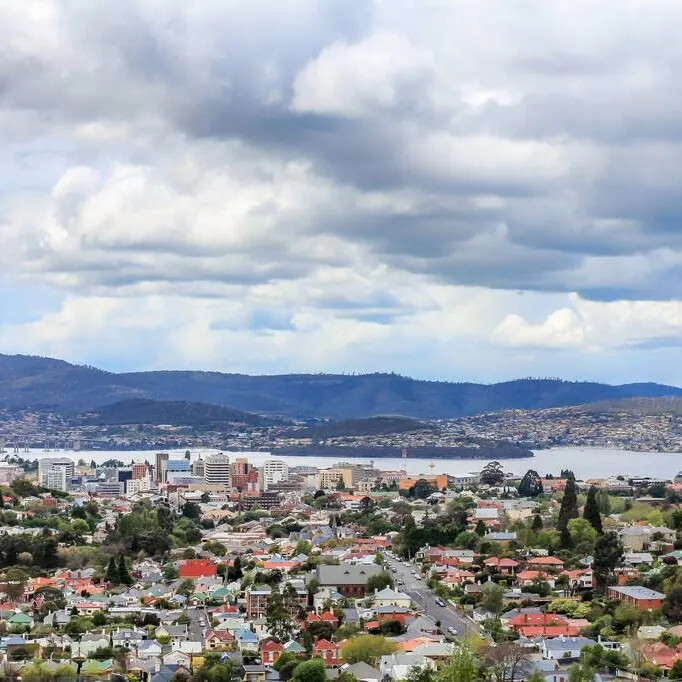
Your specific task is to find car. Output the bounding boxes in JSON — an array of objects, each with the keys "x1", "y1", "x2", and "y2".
[
  {"x1": 404, "y1": 562, "x2": 410, "y2": 567},
  {"x1": 435, "y1": 599, "x2": 445, "y2": 607},
  {"x1": 447, "y1": 626, "x2": 458, "y2": 636}
]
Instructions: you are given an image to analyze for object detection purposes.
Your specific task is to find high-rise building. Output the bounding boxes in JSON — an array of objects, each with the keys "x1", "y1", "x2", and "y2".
[
  {"x1": 204, "y1": 454, "x2": 231, "y2": 489},
  {"x1": 155, "y1": 452, "x2": 169, "y2": 483},
  {"x1": 167, "y1": 459, "x2": 191, "y2": 473},
  {"x1": 45, "y1": 467, "x2": 69, "y2": 492},
  {"x1": 192, "y1": 458, "x2": 205, "y2": 478},
  {"x1": 132, "y1": 463, "x2": 147, "y2": 479},
  {"x1": 263, "y1": 460, "x2": 288, "y2": 491},
  {"x1": 38, "y1": 458, "x2": 75, "y2": 490},
  {"x1": 231, "y1": 457, "x2": 255, "y2": 491}
]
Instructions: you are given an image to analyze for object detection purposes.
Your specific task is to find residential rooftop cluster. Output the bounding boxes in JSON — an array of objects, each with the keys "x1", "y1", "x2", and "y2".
[{"x1": 0, "y1": 456, "x2": 679, "y2": 681}]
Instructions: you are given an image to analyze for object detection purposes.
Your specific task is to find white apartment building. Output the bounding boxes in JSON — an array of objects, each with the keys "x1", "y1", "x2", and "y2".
[
  {"x1": 0, "y1": 462, "x2": 21, "y2": 485},
  {"x1": 204, "y1": 454, "x2": 232, "y2": 489},
  {"x1": 126, "y1": 477, "x2": 152, "y2": 495},
  {"x1": 45, "y1": 467, "x2": 69, "y2": 492},
  {"x1": 39, "y1": 458, "x2": 75, "y2": 490},
  {"x1": 262, "y1": 460, "x2": 288, "y2": 491}
]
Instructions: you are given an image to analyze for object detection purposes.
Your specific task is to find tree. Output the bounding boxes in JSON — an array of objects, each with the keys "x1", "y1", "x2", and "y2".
[
  {"x1": 292, "y1": 659, "x2": 327, "y2": 682},
  {"x1": 518, "y1": 470, "x2": 543, "y2": 497},
  {"x1": 480, "y1": 462, "x2": 505, "y2": 487},
  {"x1": 567, "y1": 518, "x2": 598, "y2": 552},
  {"x1": 583, "y1": 487, "x2": 603, "y2": 534},
  {"x1": 182, "y1": 502, "x2": 201, "y2": 520},
  {"x1": 481, "y1": 582, "x2": 505, "y2": 616},
  {"x1": 439, "y1": 645, "x2": 480, "y2": 682},
  {"x1": 341, "y1": 635, "x2": 398, "y2": 665},
  {"x1": 669, "y1": 660, "x2": 682, "y2": 680},
  {"x1": 412, "y1": 479, "x2": 437, "y2": 499},
  {"x1": 0, "y1": 566, "x2": 28, "y2": 600},
  {"x1": 279, "y1": 661, "x2": 299, "y2": 682},
  {"x1": 266, "y1": 588, "x2": 293, "y2": 643},
  {"x1": 274, "y1": 653, "x2": 297, "y2": 672},
  {"x1": 336, "y1": 478, "x2": 346, "y2": 491},
  {"x1": 663, "y1": 586, "x2": 682, "y2": 623},
  {"x1": 475, "y1": 520, "x2": 487, "y2": 537},
  {"x1": 532, "y1": 515, "x2": 543, "y2": 531},
  {"x1": 366, "y1": 572, "x2": 394, "y2": 593},
  {"x1": 557, "y1": 479, "x2": 579, "y2": 533},
  {"x1": 105, "y1": 556, "x2": 120, "y2": 584},
  {"x1": 483, "y1": 643, "x2": 533, "y2": 682},
  {"x1": 406, "y1": 667, "x2": 436, "y2": 682},
  {"x1": 177, "y1": 579, "x2": 195, "y2": 599},
  {"x1": 118, "y1": 555, "x2": 133, "y2": 586},
  {"x1": 593, "y1": 532, "x2": 623, "y2": 591}
]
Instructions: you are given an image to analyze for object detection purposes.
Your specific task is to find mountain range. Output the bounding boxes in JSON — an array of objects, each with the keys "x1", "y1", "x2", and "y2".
[{"x1": 1, "y1": 353, "x2": 681, "y2": 420}]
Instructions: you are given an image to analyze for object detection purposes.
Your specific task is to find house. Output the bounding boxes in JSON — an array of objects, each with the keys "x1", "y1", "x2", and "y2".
[
  {"x1": 313, "y1": 639, "x2": 340, "y2": 666},
  {"x1": 283, "y1": 640, "x2": 306, "y2": 657},
  {"x1": 484, "y1": 557, "x2": 519, "y2": 574},
  {"x1": 527, "y1": 556, "x2": 564, "y2": 572},
  {"x1": 606, "y1": 586, "x2": 665, "y2": 609},
  {"x1": 623, "y1": 552, "x2": 654, "y2": 567},
  {"x1": 261, "y1": 640, "x2": 284, "y2": 666},
  {"x1": 151, "y1": 664, "x2": 192, "y2": 682},
  {"x1": 642, "y1": 642, "x2": 682, "y2": 671},
  {"x1": 379, "y1": 653, "x2": 435, "y2": 681},
  {"x1": 516, "y1": 570, "x2": 555, "y2": 589},
  {"x1": 206, "y1": 630, "x2": 236, "y2": 651},
  {"x1": 236, "y1": 629, "x2": 259, "y2": 653},
  {"x1": 542, "y1": 637, "x2": 597, "y2": 661},
  {"x1": 155, "y1": 624, "x2": 189, "y2": 645},
  {"x1": 638, "y1": 625, "x2": 667, "y2": 640},
  {"x1": 75, "y1": 633, "x2": 110, "y2": 657},
  {"x1": 138, "y1": 640, "x2": 163, "y2": 659},
  {"x1": 507, "y1": 613, "x2": 579, "y2": 638},
  {"x1": 559, "y1": 569, "x2": 593, "y2": 590},
  {"x1": 343, "y1": 662, "x2": 382, "y2": 682},
  {"x1": 373, "y1": 588, "x2": 412, "y2": 609},
  {"x1": 244, "y1": 664, "x2": 268, "y2": 682},
  {"x1": 313, "y1": 587, "x2": 344, "y2": 612},
  {"x1": 178, "y1": 558, "x2": 217, "y2": 579},
  {"x1": 317, "y1": 564, "x2": 384, "y2": 597}
]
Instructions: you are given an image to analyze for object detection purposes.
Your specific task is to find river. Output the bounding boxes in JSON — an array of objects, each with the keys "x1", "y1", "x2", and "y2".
[{"x1": 7, "y1": 446, "x2": 682, "y2": 480}]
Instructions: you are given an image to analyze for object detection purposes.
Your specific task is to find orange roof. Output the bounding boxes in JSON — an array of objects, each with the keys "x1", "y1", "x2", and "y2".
[{"x1": 528, "y1": 556, "x2": 564, "y2": 565}]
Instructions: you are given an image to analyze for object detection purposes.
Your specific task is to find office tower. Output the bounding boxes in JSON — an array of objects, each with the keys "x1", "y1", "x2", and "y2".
[
  {"x1": 132, "y1": 463, "x2": 147, "y2": 479},
  {"x1": 167, "y1": 459, "x2": 191, "y2": 473},
  {"x1": 45, "y1": 467, "x2": 69, "y2": 492},
  {"x1": 118, "y1": 469, "x2": 133, "y2": 487},
  {"x1": 204, "y1": 454, "x2": 231, "y2": 489},
  {"x1": 192, "y1": 458, "x2": 205, "y2": 478},
  {"x1": 263, "y1": 460, "x2": 288, "y2": 491},
  {"x1": 38, "y1": 458, "x2": 75, "y2": 489},
  {"x1": 155, "y1": 452, "x2": 169, "y2": 483}
]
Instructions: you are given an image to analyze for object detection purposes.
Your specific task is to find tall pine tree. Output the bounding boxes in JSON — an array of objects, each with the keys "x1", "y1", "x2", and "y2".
[
  {"x1": 105, "y1": 556, "x2": 119, "y2": 584},
  {"x1": 557, "y1": 478, "x2": 579, "y2": 532},
  {"x1": 583, "y1": 486, "x2": 603, "y2": 534},
  {"x1": 118, "y1": 555, "x2": 133, "y2": 586}
]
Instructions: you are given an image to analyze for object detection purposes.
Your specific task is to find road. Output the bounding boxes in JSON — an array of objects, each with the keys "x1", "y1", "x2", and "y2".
[
  {"x1": 385, "y1": 554, "x2": 482, "y2": 641},
  {"x1": 187, "y1": 605, "x2": 209, "y2": 641}
]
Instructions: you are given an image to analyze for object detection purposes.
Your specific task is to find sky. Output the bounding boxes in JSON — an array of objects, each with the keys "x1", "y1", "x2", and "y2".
[{"x1": 2, "y1": 1, "x2": 682, "y2": 384}]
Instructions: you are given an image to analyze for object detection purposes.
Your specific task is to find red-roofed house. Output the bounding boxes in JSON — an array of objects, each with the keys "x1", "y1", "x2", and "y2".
[
  {"x1": 179, "y1": 559, "x2": 217, "y2": 579},
  {"x1": 516, "y1": 570, "x2": 555, "y2": 588},
  {"x1": 205, "y1": 630, "x2": 236, "y2": 651},
  {"x1": 527, "y1": 556, "x2": 564, "y2": 571},
  {"x1": 442, "y1": 569, "x2": 475, "y2": 586},
  {"x1": 506, "y1": 612, "x2": 575, "y2": 638},
  {"x1": 484, "y1": 557, "x2": 519, "y2": 575},
  {"x1": 642, "y1": 642, "x2": 682, "y2": 670},
  {"x1": 560, "y1": 569, "x2": 593, "y2": 589},
  {"x1": 261, "y1": 640, "x2": 284, "y2": 666},
  {"x1": 313, "y1": 639, "x2": 340, "y2": 666}
]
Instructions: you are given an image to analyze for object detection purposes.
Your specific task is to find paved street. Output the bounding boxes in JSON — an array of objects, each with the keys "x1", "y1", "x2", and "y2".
[{"x1": 385, "y1": 554, "x2": 482, "y2": 641}]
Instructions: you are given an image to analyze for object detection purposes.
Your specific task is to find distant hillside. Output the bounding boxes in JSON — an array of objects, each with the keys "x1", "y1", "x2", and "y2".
[
  {"x1": 582, "y1": 396, "x2": 682, "y2": 416},
  {"x1": 294, "y1": 416, "x2": 432, "y2": 439},
  {"x1": 78, "y1": 399, "x2": 281, "y2": 428},
  {"x1": 1, "y1": 353, "x2": 681, "y2": 419}
]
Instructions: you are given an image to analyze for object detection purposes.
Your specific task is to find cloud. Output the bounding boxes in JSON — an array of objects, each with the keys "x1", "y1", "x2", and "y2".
[{"x1": 2, "y1": 1, "x2": 682, "y2": 377}]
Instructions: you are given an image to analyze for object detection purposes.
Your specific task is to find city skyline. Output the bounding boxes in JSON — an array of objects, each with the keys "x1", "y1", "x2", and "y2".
[{"x1": 2, "y1": 2, "x2": 682, "y2": 384}]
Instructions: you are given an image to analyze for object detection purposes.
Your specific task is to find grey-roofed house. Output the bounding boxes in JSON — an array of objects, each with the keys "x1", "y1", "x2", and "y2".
[
  {"x1": 343, "y1": 662, "x2": 382, "y2": 682},
  {"x1": 542, "y1": 637, "x2": 597, "y2": 660},
  {"x1": 317, "y1": 564, "x2": 384, "y2": 597}
]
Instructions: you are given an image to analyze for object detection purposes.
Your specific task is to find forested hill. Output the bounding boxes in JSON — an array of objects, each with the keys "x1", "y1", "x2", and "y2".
[{"x1": 1, "y1": 353, "x2": 681, "y2": 419}]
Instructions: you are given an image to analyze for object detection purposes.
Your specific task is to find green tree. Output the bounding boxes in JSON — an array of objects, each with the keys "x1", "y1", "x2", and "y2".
[
  {"x1": 266, "y1": 588, "x2": 293, "y2": 643},
  {"x1": 118, "y1": 555, "x2": 133, "y2": 586},
  {"x1": 558, "y1": 479, "x2": 579, "y2": 533},
  {"x1": 663, "y1": 586, "x2": 682, "y2": 623},
  {"x1": 593, "y1": 532, "x2": 623, "y2": 591},
  {"x1": 481, "y1": 582, "x2": 505, "y2": 616},
  {"x1": 177, "y1": 579, "x2": 195, "y2": 598},
  {"x1": 279, "y1": 661, "x2": 299, "y2": 682},
  {"x1": 274, "y1": 652, "x2": 297, "y2": 672},
  {"x1": 567, "y1": 518, "x2": 598, "y2": 551},
  {"x1": 669, "y1": 660, "x2": 682, "y2": 680},
  {"x1": 105, "y1": 556, "x2": 120, "y2": 584},
  {"x1": 438, "y1": 645, "x2": 480, "y2": 682},
  {"x1": 292, "y1": 659, "x2": 327, "y2": 682},
  {"x1": 340, "y1": 635, "x2": 398, "y2": 665},
  {"x1": 480, "y1": 462, "x2": 505, "y2": 486},
  {"x1": 366, "y1": 571, "x2": 394, "y2": 593},
  {"x1": 583, "y1": 487, "x2": 603, "y2": 534},
  {"x1": 518, "y1": 470, "x2": 543, "y2": 497},
  {"x1": 532, "y1": 515, "x2": 543, "y2": 532}
]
